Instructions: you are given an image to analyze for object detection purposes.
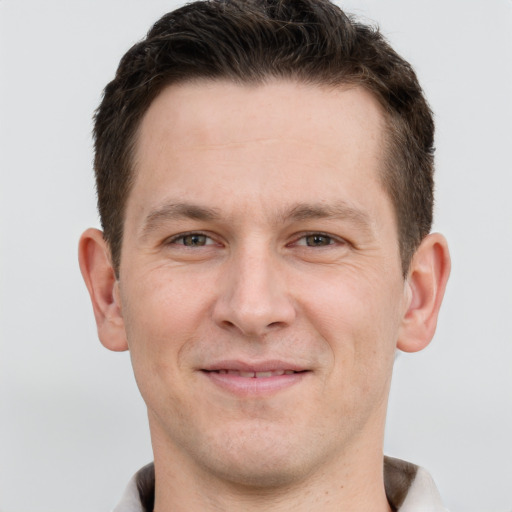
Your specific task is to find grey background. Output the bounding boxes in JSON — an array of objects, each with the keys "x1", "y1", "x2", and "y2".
[{"x1": 0, "y1": 1, "x2": 511, "y2": 510}]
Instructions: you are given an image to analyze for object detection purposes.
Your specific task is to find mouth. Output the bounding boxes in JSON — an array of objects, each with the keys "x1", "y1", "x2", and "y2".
[
  {"x1": 201, "y1": 362, "x2": 309, "y2": 396},
  {"x1": 204, "y1": 369, "x2": 303, "y2": 378}
]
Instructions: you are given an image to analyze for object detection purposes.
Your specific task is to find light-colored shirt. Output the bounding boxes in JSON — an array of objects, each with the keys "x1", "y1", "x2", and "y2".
[{"x1": 113, "y1": 456, "x2": 448, "y2": 512}]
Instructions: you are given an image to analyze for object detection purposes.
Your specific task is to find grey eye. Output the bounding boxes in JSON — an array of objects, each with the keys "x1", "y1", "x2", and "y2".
[
  {"x1": 305, "y1": 234, "x2": 333, "y2": 247},
  {"x1": 182, "y1": 234, "x2": 208, "y2": 246}
]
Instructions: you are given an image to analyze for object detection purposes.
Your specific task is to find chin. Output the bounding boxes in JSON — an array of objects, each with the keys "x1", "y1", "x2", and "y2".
[
  {"x1": 193, "y1": 425, "x2": 325, "y2": 490},
  {"x1": 206, "y1": 455, "x2": 309, "y2": 490}
]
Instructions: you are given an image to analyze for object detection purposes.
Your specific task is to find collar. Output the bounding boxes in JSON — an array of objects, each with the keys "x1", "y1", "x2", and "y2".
[{"x1": 113, "y1": 456, "x2": 447, "y2": 512}]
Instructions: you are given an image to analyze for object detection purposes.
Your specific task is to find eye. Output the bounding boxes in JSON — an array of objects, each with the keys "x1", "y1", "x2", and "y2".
[
  {"x1": 169, "y1": 233, "x2": 216, "y2": 247},
  {"x1": 295, "y1": 233, "x2": 336, "y2": 247}
]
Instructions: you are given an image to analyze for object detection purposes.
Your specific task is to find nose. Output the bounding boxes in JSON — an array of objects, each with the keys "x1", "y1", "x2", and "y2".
[{"x1": 212, "y1": 247, "x2": 296, "y2": 337}]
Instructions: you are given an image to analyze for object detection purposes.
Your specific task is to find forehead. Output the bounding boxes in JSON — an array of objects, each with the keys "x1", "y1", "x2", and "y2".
[
  {"x1": 135, "y1": 79, "x2": 386, "y2": 161},
  {"x1": 129, "y1": 80, "x2": 391, "y2": 224}
]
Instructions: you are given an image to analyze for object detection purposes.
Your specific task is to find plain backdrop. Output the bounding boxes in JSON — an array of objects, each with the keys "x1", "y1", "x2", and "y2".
[{"x1": 0, "y1": 1, "x2": 511, "y2": 511}]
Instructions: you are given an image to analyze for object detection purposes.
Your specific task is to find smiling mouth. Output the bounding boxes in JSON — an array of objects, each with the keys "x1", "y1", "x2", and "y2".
[
  {"x1": 205, "y1": 369, "x2": 303, "y2": 378},
  {"x1": 202, "y1": 366, "x2": 309, "y2": 396}
]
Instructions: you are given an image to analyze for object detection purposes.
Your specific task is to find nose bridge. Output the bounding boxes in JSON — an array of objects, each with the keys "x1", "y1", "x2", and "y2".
[{"x1": 214, "y1": 241, "x2": 295, "y2": 336}]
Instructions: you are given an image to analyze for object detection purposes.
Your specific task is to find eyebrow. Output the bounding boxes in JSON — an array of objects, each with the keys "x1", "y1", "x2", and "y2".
[
  {"x1": 283, "y1": 202, "x2": 372, "y2": 227},
  {"x1": 140, "y1": 202, "x2": 222, "y2": 239},
  {"x1": 140, "y1": 200, "x2": 374, "y2": 239}
]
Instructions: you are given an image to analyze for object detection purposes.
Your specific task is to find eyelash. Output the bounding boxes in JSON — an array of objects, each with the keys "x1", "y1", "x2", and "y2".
[
  {"x1": 291, "y1": 232, "x2": 344, "y2": 248},
  {"x1": 165, "y1": 231, "x2": 347, "y2": 249},
  {"x1": 165, "y1": 231, "x2": 218, "y2": 247}
]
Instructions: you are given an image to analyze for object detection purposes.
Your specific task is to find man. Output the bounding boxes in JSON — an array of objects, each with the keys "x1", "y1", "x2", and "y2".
[{"x1": 78, "y1": 0, "x2": 451, "y2": 510}]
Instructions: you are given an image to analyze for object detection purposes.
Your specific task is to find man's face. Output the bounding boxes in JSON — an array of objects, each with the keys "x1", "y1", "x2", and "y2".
[{"x1": 117, "y1": 81, "x2": 410, "y2": 485}]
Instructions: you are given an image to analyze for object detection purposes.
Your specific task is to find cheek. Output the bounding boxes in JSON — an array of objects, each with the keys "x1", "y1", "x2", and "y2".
[
  {"x1": 120, "y1": 281, "x2": 201, "y2": 424},
  {"x1": 298, "y1": 266, "x2": 403, "y2": 375},
  {"x1": 123, "y1": 262, "x2": 215, "y2": 330},
  {"x1": 119, "y1": 266, "x2": 215, "y2": 380}
]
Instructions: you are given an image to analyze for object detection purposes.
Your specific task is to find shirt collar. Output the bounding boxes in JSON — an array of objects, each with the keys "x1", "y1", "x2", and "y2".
[{"x1": 113, "y1": 456, "x2": 447, "y2": 512}]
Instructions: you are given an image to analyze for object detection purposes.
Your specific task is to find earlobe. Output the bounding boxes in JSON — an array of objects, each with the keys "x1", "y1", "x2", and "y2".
[
  {"x1": 397, "y1": 233, "x2": 451, "y2": 353},
  {"x1": 78, "y1": 228, "x2": 129, "y2": 352}
]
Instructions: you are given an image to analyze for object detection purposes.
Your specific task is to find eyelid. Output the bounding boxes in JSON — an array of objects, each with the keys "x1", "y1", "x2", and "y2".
[
  {"x1": 162, "y1": 230, "x2": 349, "y2": 248},
  {"x1": 164, "y1": 231, "x2": 220, "y2": 246},
  {"x1": 289, "y1": 231, "x2": 349, "y2": 247}
]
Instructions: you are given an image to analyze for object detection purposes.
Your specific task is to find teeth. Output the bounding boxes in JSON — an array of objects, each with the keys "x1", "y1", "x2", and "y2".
[
  {"x1": 214, "y1": 369, "x2": 296, "y2": 378},
  {"x1": 255, "y1": 371, "x2": 272, "y2": 378}
]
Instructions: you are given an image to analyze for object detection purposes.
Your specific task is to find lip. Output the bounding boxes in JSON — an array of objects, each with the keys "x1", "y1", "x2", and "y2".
[
  {"x1": 201, "y1": 360, "x2": 310, "y2": 397},
  {"x1": 204, "y1": 359, "x2": 307, "y2": 373}
]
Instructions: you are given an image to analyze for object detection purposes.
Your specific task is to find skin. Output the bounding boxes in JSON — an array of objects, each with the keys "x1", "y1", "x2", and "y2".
[{"x1": 79, "y1": 80, "x2": 450, "y2": 511}]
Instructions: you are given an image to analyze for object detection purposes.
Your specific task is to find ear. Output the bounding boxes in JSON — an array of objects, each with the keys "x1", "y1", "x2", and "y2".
[
  {"x1": 397, "y1": 233, "x2": 451, "y2": 353},
  {"x1": 78, "y1": 228, "x2": 128, "y2": 352}
]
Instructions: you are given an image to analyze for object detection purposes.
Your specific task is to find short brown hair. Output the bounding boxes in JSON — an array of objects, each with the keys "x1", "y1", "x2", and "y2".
[{"x1": 94, "y1": 0, "x2": 434, "y2": 276}]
